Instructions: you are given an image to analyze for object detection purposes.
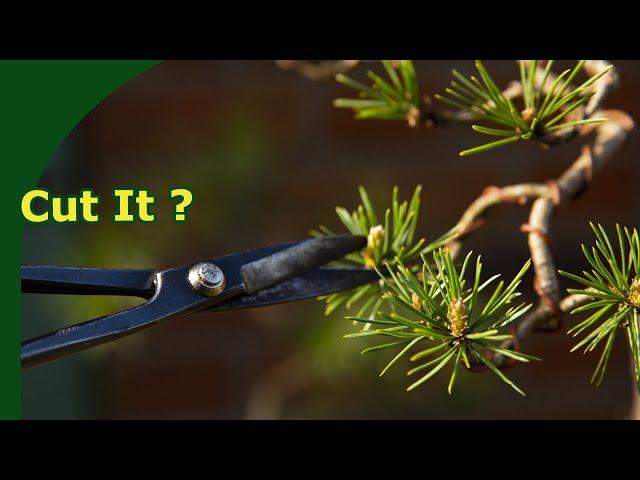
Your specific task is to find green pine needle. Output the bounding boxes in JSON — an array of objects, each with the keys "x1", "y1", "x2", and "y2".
[
  {"x1": 438, "y1": 60, "x2": 613, "y2": 156},
  {"x1": 346, "y1": 247, "x2": 537, "y2": 395},
  {"x1": 334, "y1": 60, "x2": 422, "y2": 126},
  {"x1": 559, "y1": 223, "x2": 640, "y2": 390},
  {"x1": 312, "y1": 185, "x2": 457, "y2": 324}
]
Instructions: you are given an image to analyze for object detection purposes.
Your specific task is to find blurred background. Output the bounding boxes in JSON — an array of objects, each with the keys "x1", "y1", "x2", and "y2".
[{"x1": 22, "y1": 60, "x2": 640, "y2": 419}]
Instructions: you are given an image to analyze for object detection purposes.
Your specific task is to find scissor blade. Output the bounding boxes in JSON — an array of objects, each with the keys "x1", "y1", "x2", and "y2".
[
  {"x1": 240, "y1": 235, "x2": 366, "y2": 294},
  {"x1": 210, "y1": 267, "x2": 380, "y2": 312}
]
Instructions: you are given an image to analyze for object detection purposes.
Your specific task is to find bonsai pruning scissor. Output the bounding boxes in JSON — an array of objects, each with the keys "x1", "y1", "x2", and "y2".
[{"x1": 21, "y1": 235, "x2": 378, "y2": 369}]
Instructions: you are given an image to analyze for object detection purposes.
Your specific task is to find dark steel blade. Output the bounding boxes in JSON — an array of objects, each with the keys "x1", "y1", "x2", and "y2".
[
  {"x1": 240, "y1": 235, "x2": 366, "y2": 294},
  {"x1": 211, "y1": 267, "x2": 380, "y2": 312}
]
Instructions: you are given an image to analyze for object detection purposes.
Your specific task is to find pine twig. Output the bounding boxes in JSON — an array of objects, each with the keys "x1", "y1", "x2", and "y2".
[
  {"x1": 448, "y1": 109, "x2": 634, "y2": 368},
  {"x1": 276, "y1": 60, "x2": 360, "y2": 80}
]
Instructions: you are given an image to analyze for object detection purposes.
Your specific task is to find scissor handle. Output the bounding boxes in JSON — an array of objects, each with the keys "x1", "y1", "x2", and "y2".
[
  {"x1": 21, "y1": 266, "x2": 156, "y2": 298},
  {"x1": 21, "y1": 266, "x2": 243, "y2": 368}
]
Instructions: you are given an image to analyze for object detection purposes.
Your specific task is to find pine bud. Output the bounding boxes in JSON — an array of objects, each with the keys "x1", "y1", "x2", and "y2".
[
  {"x1": 367, "y1": 225, "x2": 385, "y2": 250},
  {"x1": 406, "y1": 106, "x2": 420, "y2": 128},
  {"x1": 361, "y1": 225, "x2": 385, "y2": 268},
  {"x1": 630, "y1": 278, "x2": 640, "y2": 308},
  {"x1": 448, "y1": 298, "x2": 468, "y2": 337},
  {"x1": 362, "y1": 249, "x2": 376, "y2": 269},
  {"x1": 521, "y1": 107, "x2": 536, "y2": 125},
  {"x1": 412, "y1": 292, "x2": 423, "y2": 311}
]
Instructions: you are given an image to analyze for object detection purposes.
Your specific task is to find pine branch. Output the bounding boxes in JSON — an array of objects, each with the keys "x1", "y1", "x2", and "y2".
[
  {"x1": 275, "y1": 60, "x2": 360, "y2": 80},
  {"x1": 437, "y1": 60, "x2": 616, "y2": 155},
  {"x1": 447, "y1": 109, "x2": 634, "y2": 370},
  {"x1": 345, "y1": 248, "x2": 537, "y2": 395},
  {"x1": 333, "y1": 60, "x2": 423, "y2": 126},
  {"x1": 330, "y1": 60, "x2": 477, "y2": 128},
  {"x1": 311, "y1": 185, "x2": 457, "y2": 324},
  {"x1": 558, "y1": 224, "x2": 640, "y2": 389},
  {"x1": 303, "y1": 60, "x2": 634, "y2": 396}
]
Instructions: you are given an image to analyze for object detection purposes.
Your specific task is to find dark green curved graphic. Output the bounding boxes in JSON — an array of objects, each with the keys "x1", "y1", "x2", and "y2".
[{"x1": 1, "y1": 60, "x2": 160, "y2": 419}]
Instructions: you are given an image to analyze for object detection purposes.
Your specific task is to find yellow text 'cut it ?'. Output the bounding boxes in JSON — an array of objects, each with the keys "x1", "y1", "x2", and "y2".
[{"x1": 20, "y1": 188, "x2": 194, "y2": 223}]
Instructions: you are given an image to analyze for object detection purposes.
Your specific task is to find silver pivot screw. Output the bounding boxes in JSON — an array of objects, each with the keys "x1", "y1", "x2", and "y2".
[{"x1": 188, "y1": 262, "x2": 226, "y2": 297}]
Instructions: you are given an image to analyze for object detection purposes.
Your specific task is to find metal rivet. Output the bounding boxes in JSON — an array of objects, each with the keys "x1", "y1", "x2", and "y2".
[{"x1": 188, "y1": 262, "x2": 226, "y2": 297}]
